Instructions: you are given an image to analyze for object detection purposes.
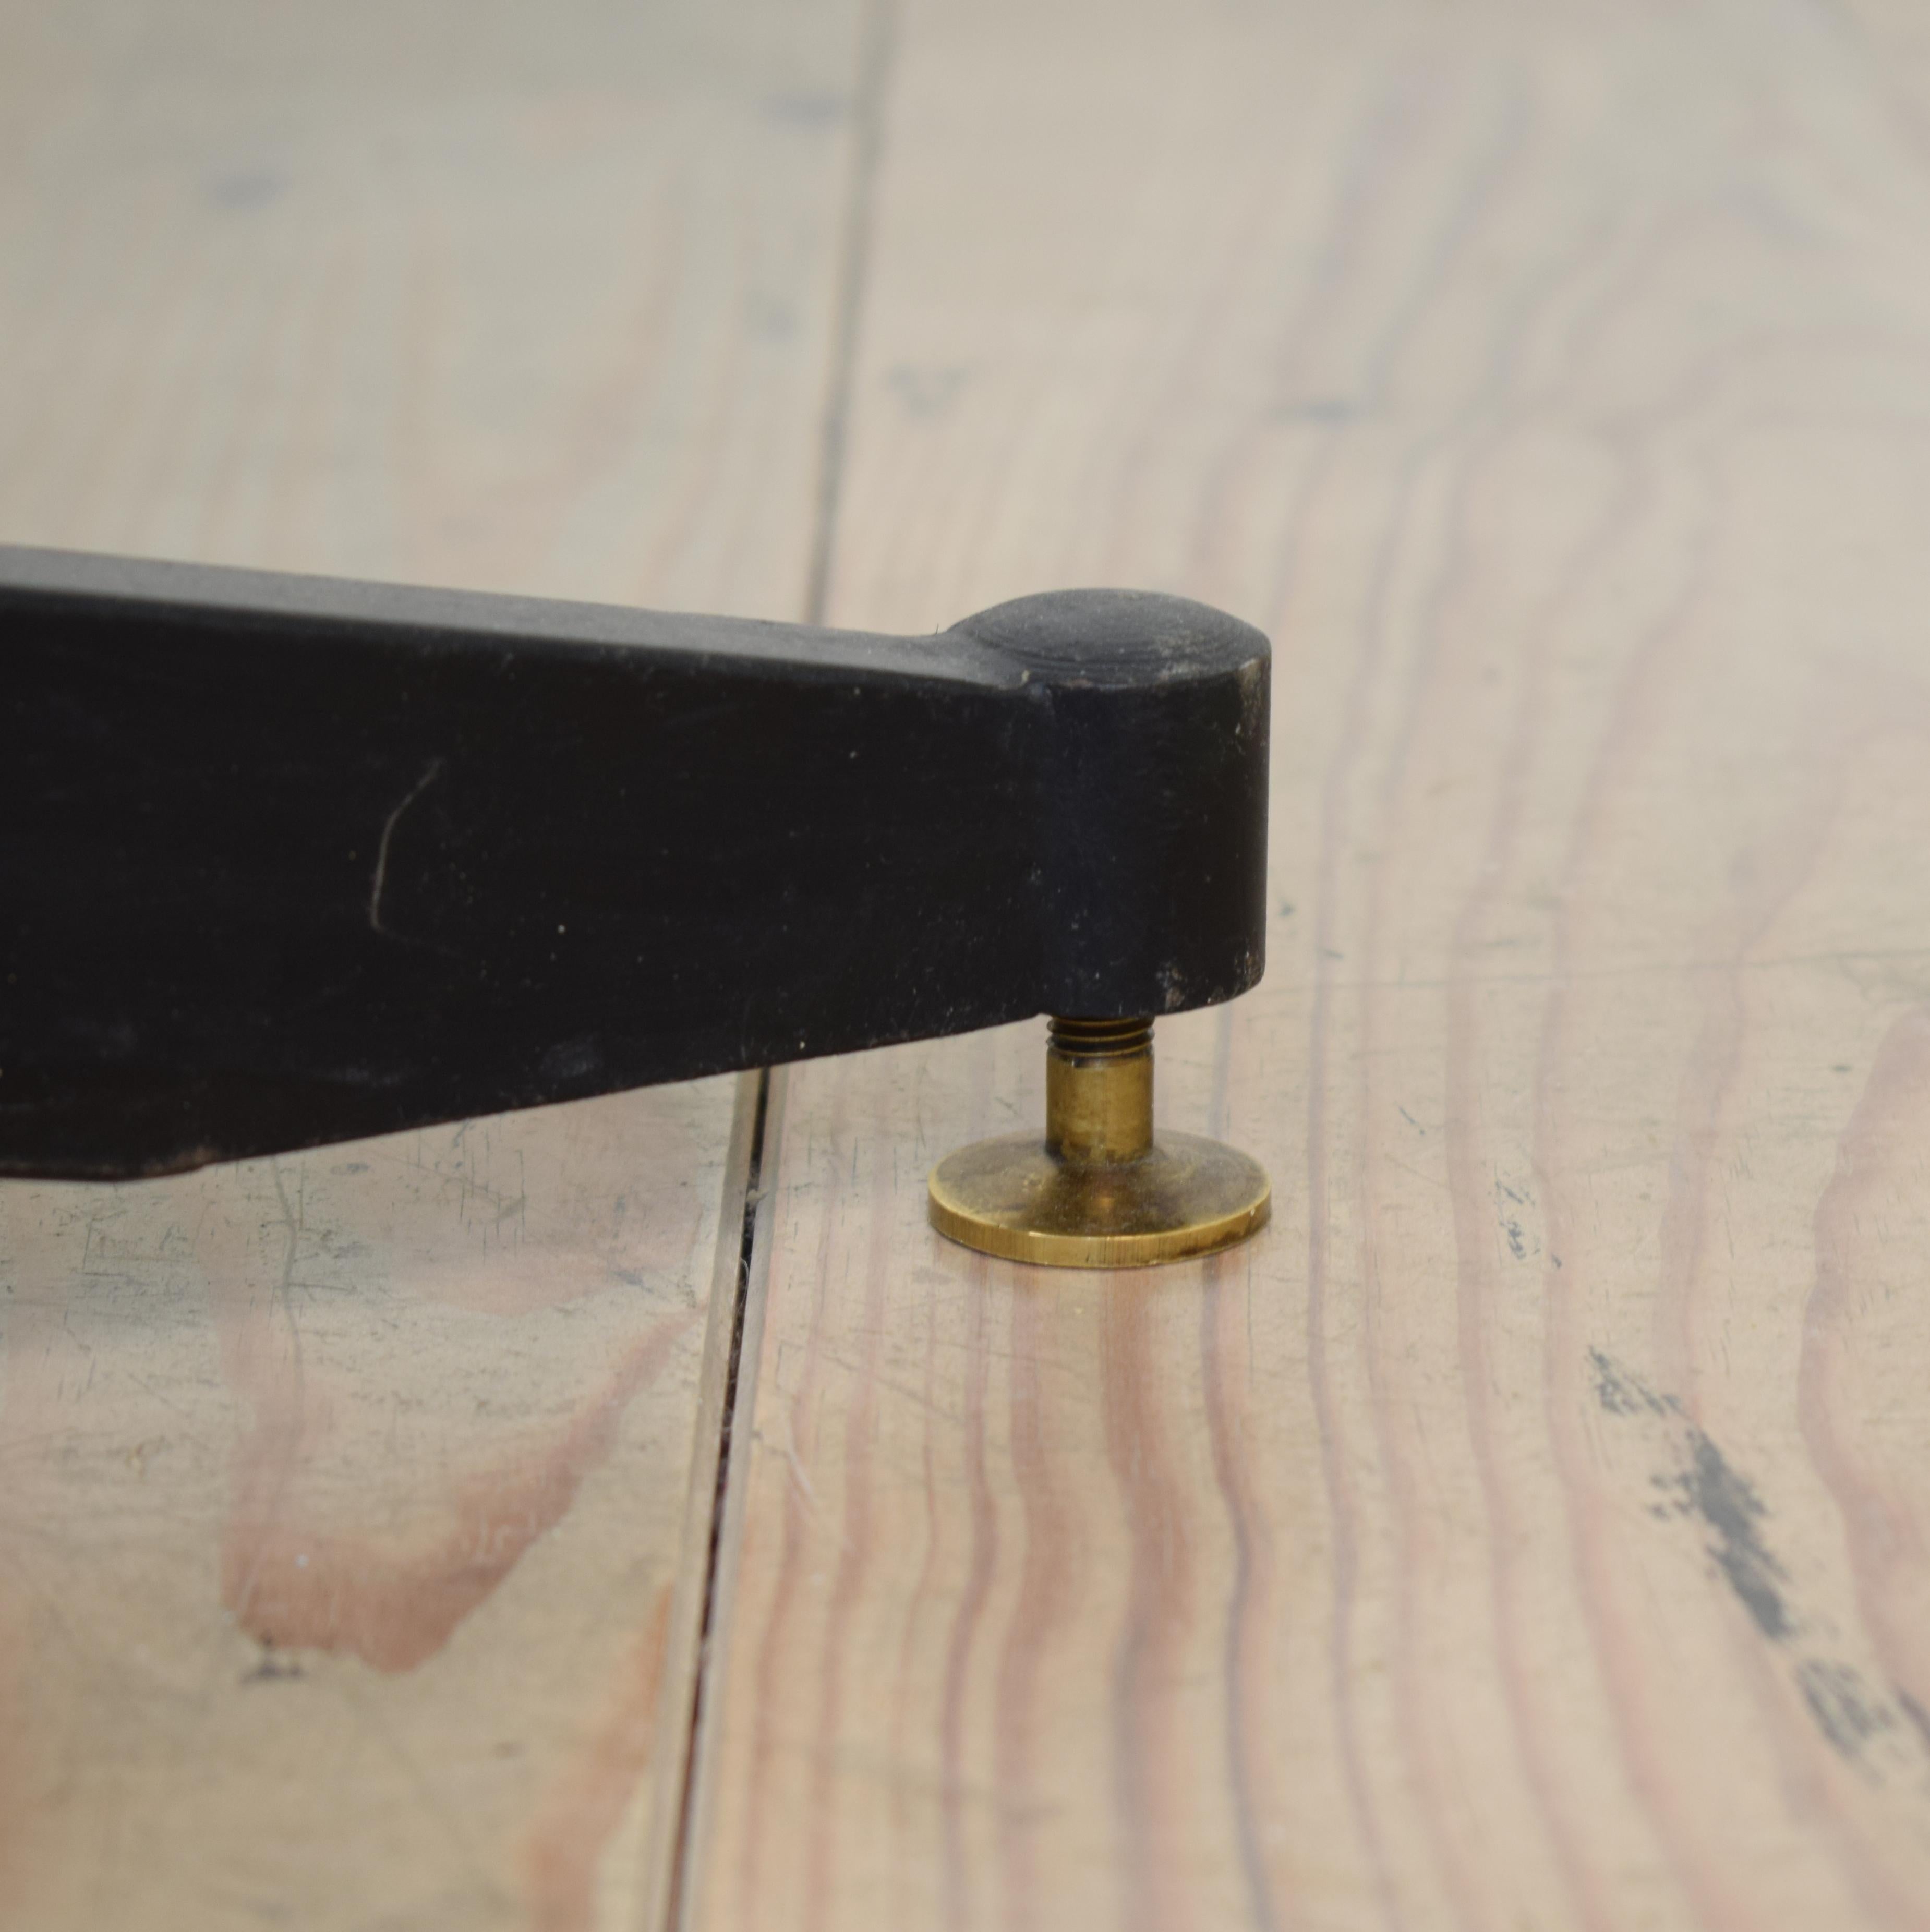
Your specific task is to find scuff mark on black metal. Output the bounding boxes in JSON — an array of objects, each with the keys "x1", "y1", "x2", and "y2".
[{"x1": 368, "y1": 756, "x2": 444, "y2": 937}]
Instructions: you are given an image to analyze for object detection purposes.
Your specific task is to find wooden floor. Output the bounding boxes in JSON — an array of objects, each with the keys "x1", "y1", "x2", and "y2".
[{"x1": 9, "y1": 0, "x2": 1930, "y2": 1925}]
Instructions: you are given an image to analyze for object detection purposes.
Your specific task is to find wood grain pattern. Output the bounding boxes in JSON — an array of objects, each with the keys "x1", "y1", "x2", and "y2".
[
  {"x1": 0, "y1": 1091, "x2": 736, "y2": 1930},
  {"x1": 686, "y1": 2, "x2": 1930, "y2": 1925},
  {"x1": 0, "y1": 1, "x2": 860, "y2": 1924},
  {"x1": 0, "y1": 0, "x2": 858, "y2": 617}
]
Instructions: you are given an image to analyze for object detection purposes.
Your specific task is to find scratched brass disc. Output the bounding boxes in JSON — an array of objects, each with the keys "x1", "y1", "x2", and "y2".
[{"x1": 927, "y1": 1130, "x2": 1270, "y2": 1269}]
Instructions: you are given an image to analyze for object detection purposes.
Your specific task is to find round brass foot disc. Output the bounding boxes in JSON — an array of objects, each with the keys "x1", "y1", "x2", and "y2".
[{"x1": 928, "y1": 1131, "x2": 1270, "y2": 1269}]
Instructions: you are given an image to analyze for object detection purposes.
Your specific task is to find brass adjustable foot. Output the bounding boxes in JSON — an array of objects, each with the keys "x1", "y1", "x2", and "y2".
[{"x1": 927, "y1": 1017, "x2": 1270, "y2": 1267}]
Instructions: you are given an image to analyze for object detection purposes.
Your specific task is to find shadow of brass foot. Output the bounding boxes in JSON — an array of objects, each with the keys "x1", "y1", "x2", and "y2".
[{"x1": 927, "y1": 1017, "x2": 1270, "y2": 1267}]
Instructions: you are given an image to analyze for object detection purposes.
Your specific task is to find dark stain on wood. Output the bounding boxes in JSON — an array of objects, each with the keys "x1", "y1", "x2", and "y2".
[{"x1": 1591, "y1": 1347, "x2": 1928, "y2": 1782}]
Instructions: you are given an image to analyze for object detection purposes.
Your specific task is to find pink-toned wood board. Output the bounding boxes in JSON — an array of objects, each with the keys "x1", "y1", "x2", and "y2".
[
  {"x1": 684, "y1": 2, "x2": 1930, "y2": 1926},
  {"x1": 0, "y1": 1090, "x2": 741, "y2": 1929}
]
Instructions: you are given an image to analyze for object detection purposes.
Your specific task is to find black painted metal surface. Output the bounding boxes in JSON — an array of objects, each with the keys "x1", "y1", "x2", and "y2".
[{"x1": 1, "y1": 547, "x2": 1269, "y2": 1177}]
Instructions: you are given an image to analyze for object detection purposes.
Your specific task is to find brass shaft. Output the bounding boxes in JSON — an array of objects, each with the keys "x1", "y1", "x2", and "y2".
[
  {"x1": 1045, "y1": 1016, "x2": 1154, "y2": 1165},
  {"x1": 928, "y1": 1010, "x2": 1270, "y2": 1266}
]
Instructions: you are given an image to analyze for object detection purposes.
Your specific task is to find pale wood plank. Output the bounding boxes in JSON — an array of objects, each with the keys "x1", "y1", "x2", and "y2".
[
  {"x1": 0, "y1": 1088, "x2": 747, "y2": 1931},
  {"x1": 0, "y1": 2, "x2": 861, "y2": 1924},
  {"x1": 0, "y1": 0, "x2": 855, "y2": 618},
  {"x1": 687, "y1": 2, "x2": 1930, "y2": 1926}
]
